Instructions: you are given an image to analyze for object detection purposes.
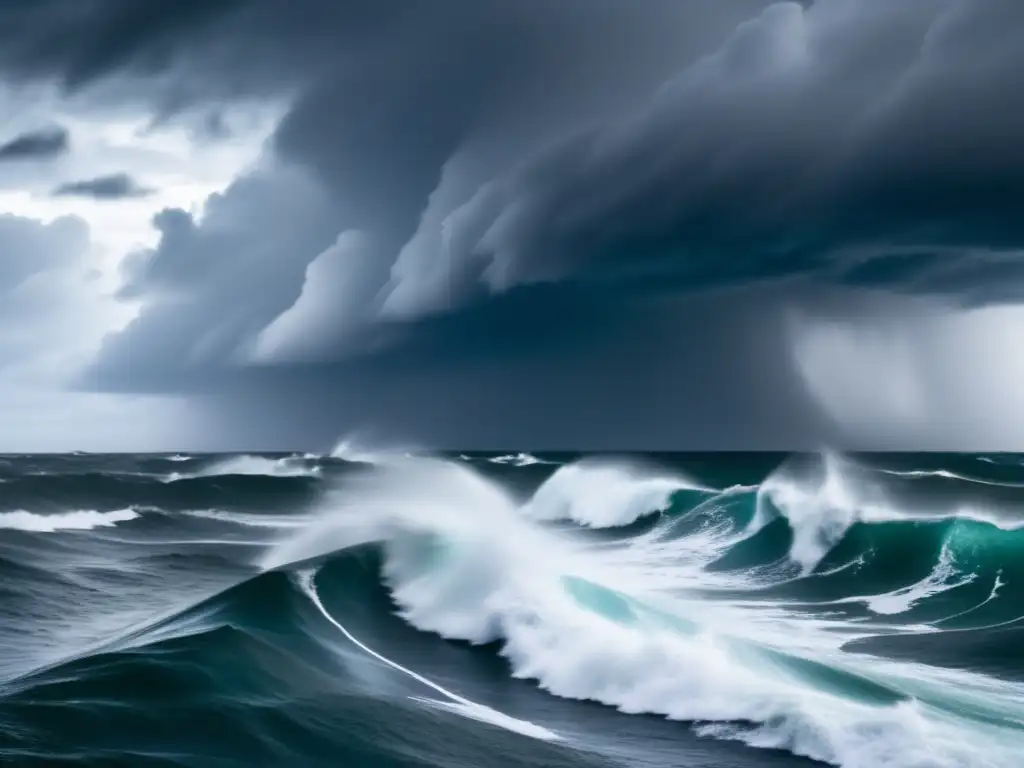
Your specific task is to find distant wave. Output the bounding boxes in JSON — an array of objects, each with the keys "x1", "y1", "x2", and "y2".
[
  {"x1": 168, "y1": 455, "x2": 320, "y2": 481},
  {"x1": 329, "y1": 434, "x2": 415, "y2": 464},
  {"x1": 0, "y1": 508, "x2": 139, "y2": 532},
  {"x1": 879, "y1": 467, "x2": 1024, "y2": 488},
  {"x1": 487, "y1": 453, "x2": 554, "y2": 467},
  {"x1": 183, "y1": 508, "x2": 309, "y2": 529}
]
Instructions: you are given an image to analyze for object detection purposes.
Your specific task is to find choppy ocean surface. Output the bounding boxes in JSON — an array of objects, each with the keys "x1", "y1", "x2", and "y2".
[{"x1": 2, "y1": 448, "x2": 1023, "y2": 767}]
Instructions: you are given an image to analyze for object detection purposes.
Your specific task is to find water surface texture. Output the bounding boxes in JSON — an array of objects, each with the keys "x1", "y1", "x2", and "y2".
[{"x1": 1, "y1": 449, "x2": 1022, "y2": 767}]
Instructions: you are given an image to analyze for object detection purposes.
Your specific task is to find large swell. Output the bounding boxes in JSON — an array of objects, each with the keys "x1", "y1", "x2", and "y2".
[{"x1": 2, "y1": 449, "x2": 1024, "y2": 767}]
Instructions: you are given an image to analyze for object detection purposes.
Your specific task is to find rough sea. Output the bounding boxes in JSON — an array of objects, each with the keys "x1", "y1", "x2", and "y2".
[{"x1": 1, "y1": 448, "x2": 1022, "y2": 767}]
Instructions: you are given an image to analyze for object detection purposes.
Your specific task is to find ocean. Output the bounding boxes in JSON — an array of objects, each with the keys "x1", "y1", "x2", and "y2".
[{"x1": 1, "y1": 449, "x2": 1022, "y2": 767}]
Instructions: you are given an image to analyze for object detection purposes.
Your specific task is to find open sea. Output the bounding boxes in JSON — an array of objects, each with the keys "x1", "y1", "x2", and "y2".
[{"x1": 1, "y1": 448, "x2": 1022, "y2": 767}]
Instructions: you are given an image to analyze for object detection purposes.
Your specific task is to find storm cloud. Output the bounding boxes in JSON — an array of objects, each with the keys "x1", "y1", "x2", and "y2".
[
  {"x1": 53, "y1": 172, "x2": 154, "y2": 199},
  {"x1": 0, "y1": 125, "x2": 69, "y2": 161},
  {"x1": 2, "y1": 0, "x2": 1023, "y2": 449}
]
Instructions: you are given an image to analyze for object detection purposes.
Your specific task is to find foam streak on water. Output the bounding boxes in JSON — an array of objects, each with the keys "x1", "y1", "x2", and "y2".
[{"x1": 296, "y1": 569, "x2": 560, "y2": 742}]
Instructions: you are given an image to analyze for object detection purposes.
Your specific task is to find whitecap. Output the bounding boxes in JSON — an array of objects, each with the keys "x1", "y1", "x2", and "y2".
[{"x1": 0, "y1": 508, "x2": 139, "y2": 532}]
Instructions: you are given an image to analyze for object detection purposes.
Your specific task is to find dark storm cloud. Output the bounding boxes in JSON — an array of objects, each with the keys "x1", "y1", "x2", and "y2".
[
  {"x1": 0, "y1": 0, "x2": 246, "y2": 90},
  {"x1": 52, "y1": 172, "x2": 154, "y2": 199},
  {"x1": 0, "y1": 125, "x2": 68, "y2": 161},
  {"x1": 5, "y1": 0, "x2": 1020, "y2": 447},
  {"x1": 380, "y1": 0, "x2": 1024, "y2": 317}
]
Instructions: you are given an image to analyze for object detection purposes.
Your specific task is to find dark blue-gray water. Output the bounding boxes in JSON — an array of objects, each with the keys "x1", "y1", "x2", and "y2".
[{"x1": 1, "y1": 449, "x2": 1022, "y2": 767}]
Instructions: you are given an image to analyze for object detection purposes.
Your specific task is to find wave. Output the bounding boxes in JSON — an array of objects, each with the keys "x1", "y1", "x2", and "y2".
[
  {"x1": 522, "y1": 459, "x2": 708, "y2": 528},
  {"x1": 170, "y1": 454, "x2": 321, "y2": 480},
  {"x1": 258, "y1": 454, "x2": 1024, "y2": 768},
  {"x1": 0, "y1": 508, "x2": 139, "y2": 532},
  {"x1": 879, "y1": 467, "x2": 1024, "y2": 489},
  {"x1": 487, "y1": 453, "x2": 554, "y2": 467},
  {"x1": 182, "y1": 508, "x2": 310, "y2": 530},
  {"x1": 752, "y1": 452, "x2": 1024, "y2": 576},
  {"x1": 329, "y1": 434, "x2": 419, "y2": 464}
]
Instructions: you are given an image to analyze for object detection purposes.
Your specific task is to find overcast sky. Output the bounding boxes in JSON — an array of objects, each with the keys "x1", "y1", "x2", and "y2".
[{"x1": 0, "y1": 0, "x2": 1022, "y2": 451}]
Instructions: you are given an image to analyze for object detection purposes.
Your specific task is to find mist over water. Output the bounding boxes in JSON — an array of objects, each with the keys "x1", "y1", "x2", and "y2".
[{"x1": 1, "y1": 448, "x2": 1023, "y2": 767}]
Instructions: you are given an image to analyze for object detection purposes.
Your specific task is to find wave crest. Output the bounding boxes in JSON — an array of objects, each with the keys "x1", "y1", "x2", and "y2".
[{"x1": 523, "y1": 459, "x2": 705, "y2": 528}]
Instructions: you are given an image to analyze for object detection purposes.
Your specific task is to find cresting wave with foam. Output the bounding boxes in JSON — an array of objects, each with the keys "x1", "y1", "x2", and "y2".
[
  {"x1": 522, "y1": 459, "x2": 708, "y2": 528},
  {"x1": 258, "y1": 451, "x2": 1024, "y2": 768}
]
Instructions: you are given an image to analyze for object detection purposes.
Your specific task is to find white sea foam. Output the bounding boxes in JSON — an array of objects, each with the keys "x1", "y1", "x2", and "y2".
[
  {"x1": 261, "y1": 455, "x2": 1024, "y2": 768},
  {"x1": 0, "y1": 508, "x2": 139, "y2": 532}
]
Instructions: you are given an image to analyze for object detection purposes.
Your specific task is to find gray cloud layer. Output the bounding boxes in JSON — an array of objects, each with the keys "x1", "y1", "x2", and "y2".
[{"x1": 3, "y1": 0, "x2": 1022, "y2": 448}]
